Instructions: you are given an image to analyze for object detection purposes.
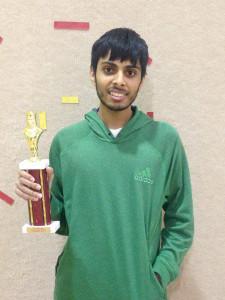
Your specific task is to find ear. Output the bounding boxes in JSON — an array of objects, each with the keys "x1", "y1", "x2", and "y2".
[{"x1": 89, "y1": 67, "x2": 96, "y2": 84}]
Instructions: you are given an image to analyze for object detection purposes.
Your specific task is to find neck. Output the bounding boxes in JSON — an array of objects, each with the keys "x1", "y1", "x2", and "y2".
[{"x1": 98, "y1": 104, "x2": 133, "y2": 129}]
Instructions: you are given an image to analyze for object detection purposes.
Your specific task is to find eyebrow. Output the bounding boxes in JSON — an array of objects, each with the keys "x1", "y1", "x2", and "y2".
[{"x1": 101, "y1": 61, "x2": 141, "y2": 70}]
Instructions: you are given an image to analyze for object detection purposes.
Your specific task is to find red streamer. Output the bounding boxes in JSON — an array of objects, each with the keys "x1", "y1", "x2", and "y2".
[
  {"x1": 54, "y1": 21, "x2": 89, "y2": 31},
  {"x1": 147, "y1": 112, "x2": 154, "y2": 119},
  {"x1": 0, "y1": 190, "x2": 14, "y2": 205}
]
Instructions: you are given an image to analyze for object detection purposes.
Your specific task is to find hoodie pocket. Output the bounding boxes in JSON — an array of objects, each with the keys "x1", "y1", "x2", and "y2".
[{"x1": 148, "y1": 263, "x2": 165, "y2": 299}]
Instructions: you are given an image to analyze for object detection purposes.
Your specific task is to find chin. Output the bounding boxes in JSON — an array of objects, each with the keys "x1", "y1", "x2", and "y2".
[{"x1": 106, "y1": 103, "x2": 131, "y2": 112}]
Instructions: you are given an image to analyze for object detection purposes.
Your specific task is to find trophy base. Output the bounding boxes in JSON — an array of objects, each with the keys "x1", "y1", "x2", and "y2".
[{"x1": 22, "y1": 221, "x2": 60, "y2": 233}]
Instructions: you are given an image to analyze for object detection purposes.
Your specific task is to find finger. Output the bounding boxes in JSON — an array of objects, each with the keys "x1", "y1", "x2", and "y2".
[
  {"x1": 15, "y1": 186, "x2": 40, "y2": 202},
  {"x1": 46, "y1": 167, "x2": 54, "y2": 192},
  {"x1": 46, "y1": 167, "x2": 54, "y2": 182},
  {"x1": 19, "y1": 177, "x2": 41, "y2": 191},
  {"x1": 15, "y1": 182, "x2": 42, "y2": 201},
  {"x1": 18, "y1": 170, "x2": 35, "y2": 182}
]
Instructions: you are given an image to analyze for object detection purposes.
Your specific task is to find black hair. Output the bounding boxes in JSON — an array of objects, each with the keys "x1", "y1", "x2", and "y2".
[{"x1": 91, "y1": 28, "x2": 149, "y2": 79}]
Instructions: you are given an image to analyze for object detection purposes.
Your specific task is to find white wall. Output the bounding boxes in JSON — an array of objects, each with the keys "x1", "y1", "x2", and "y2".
[{"x1": 0, "y1": 1, "x2": 225, "y2": 299}]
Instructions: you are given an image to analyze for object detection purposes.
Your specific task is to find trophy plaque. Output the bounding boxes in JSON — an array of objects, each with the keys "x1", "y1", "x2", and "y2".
[{"x1": 20, "y1": 111, "x2": 60, "y2": 233}]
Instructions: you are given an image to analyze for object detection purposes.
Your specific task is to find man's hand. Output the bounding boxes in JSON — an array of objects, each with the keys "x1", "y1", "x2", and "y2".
[
  {"x1": 154, "y1": 272, "x2": 162, "y2": 286},
  {"x1": 15, "y1": 167, "x2": 54, "y2": 201}
]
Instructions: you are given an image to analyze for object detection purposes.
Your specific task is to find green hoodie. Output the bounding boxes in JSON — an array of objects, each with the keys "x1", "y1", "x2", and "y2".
[{"x1": 49, "y1": 106, "x2": 194, "y2": 300}]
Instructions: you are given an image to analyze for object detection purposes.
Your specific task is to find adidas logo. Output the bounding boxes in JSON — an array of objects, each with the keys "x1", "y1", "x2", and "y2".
[{"x1": 134, "y1": 167, "x2": 154, "y2": 184}]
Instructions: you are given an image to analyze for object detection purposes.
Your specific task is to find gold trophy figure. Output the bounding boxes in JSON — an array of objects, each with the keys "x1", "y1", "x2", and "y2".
[
  {"x1": 24, "y1": 111, "x2": 43, "y2": 161},
  {"x1": 20, "y1": 112, "x2": 60, "y2": 233}
]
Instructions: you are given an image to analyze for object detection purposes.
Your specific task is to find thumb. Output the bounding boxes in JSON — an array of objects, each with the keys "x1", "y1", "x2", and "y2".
[{"x1": 46, "y1": 167, "x2": 54, "y2": 188}]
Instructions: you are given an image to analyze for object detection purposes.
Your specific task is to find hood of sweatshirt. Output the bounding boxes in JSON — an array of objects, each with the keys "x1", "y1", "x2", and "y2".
[{"x1": 84, "y1": 106, "x2": 153, "y2": 143}]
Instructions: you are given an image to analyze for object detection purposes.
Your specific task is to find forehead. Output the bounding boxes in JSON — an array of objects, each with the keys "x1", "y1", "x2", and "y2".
[{"x1": 98, "y1": 52, "x2": 141, "y2": 68}]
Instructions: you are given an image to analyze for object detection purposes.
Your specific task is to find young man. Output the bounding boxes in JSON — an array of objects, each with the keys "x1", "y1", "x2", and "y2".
[{"x1": 16, "y1": 28, "x2": 194, "y2": 300}]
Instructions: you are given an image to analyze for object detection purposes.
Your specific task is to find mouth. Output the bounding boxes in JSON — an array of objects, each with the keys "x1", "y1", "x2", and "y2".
[{"x1": 108, "y1": 88, "x2": 128, "y2": 101}]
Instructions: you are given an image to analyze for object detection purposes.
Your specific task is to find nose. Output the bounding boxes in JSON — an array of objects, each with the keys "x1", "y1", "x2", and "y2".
[{"x1": 112, "y1": 71, "x2": 125, "y2": 86}]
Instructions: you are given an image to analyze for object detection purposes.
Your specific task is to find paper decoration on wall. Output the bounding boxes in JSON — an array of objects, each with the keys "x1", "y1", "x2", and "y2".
[
  {"x1": 62, "y1": 96, "x2": 79, "y2": 104},
  {"x1": 0, "y1": 190, "x2": 14, "y2": 205},
  {"x1": 54, "y1": 21, "x2": 89, "y2": 31},
  {"x1": 0, "y1": 36, "x2": 3, "y2": 44},
  {"x1": 147, "y1": 57, "x2": 152, "y2": 65},
  {"x1": 147, "y1": 112, "x2": 154, "y2": 118}
]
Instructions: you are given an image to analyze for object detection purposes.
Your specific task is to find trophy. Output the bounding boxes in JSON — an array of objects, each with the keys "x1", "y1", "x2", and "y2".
[{"x1": 20, "y1": 111, "x2": 60, "y2": 233}]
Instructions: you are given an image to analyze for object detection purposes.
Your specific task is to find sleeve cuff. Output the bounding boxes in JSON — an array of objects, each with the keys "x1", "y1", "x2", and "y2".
[{"x1": 152, "y1": 258, "x2": 172, "y2": 290}]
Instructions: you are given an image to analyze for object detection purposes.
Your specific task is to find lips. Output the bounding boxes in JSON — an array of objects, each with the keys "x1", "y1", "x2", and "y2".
[{"x1": 108, "y1": 88, "x2": 128, "y2": 101}]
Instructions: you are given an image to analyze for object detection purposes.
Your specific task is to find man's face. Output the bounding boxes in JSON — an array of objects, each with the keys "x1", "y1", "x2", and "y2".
[{"x1": 90, "y1": 52, "x2": 143, "y2": 112}]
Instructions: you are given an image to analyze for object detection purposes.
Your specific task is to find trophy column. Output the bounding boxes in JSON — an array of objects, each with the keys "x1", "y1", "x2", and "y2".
[{"x1": 20, "y1": 159, "x2": 51, "y2": 226}]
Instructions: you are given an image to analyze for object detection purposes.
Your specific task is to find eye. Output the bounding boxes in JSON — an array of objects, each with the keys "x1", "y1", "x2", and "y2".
[
  {"x1": 126, "y1": 69, "x2": 137, "y2": 77},
  {"x1": 103, "y1": 66, "x2": 114, "y2": 74}
]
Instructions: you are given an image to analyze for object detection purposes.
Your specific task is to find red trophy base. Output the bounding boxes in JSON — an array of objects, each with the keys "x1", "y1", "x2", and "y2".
[{"x1": 19, "y1": 159, "x2": 60, "y2": 233}]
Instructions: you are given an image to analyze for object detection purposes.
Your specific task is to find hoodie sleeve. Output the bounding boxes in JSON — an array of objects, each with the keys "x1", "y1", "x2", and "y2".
[
  {"x1": 152, "y1": 132, "x2": 194, "y2": 289},
  {"x1": 49, "y1": 135, "x2": 69, "y2": 236}
]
